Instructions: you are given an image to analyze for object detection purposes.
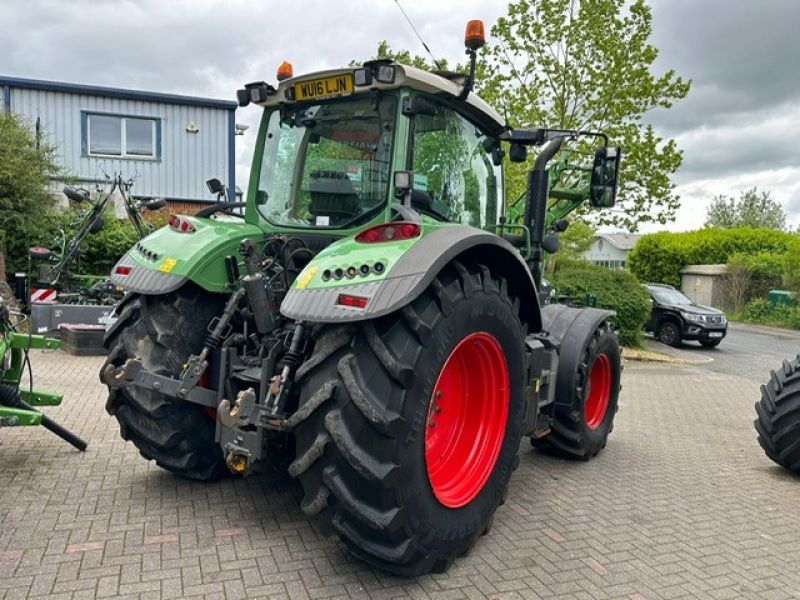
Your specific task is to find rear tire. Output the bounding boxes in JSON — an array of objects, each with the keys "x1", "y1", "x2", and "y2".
[
  {"x1": 289, "y1": 262, "x2": 526, "y2": 575},
  {"x1": 102, "y1": 286, "x2": 227, "y2": 480},
  {"x1": 657, "y1": 320, "x2": 681, "y2": 347},
  {"x1": 533, "y1": 321, "x2": 621, "y2": 460},
  {"x1": 754, "y1": 355, "x2": 800, "y2": 475}
]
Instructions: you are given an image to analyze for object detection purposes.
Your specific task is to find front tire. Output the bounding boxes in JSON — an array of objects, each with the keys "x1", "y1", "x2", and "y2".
[
  {"x1": 533, "y1": 321, "x2": 621, "y2": 460},
  {"x1": 754, "y1": 355, "x2": 800, "y2": 474},
  {"x1": 289, "y1": 262, "x2": 526, "y2": 575},
  {"x1": 102, "y1": 286, "x2": 227, "y2": 480},
  {"x1": 657, "y1": 320, "x2": 681, "y2": 347}
]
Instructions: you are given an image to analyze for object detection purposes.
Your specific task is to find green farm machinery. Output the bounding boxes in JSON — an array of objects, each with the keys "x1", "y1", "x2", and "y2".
[
  {"x1": 100, "y1": 21, "x2": 622, "y2": 574},
  {"x1": 0, "y1": 296, "x2": 87, "y2": 450}
]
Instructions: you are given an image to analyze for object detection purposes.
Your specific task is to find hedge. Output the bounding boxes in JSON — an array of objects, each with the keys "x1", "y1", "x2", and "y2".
[
  {"x1": 628, "y1": 228, "x2": 800, "y2": 287},
  {"x1": 552, "y1": 259, "x2": 651, "y2": 347}
]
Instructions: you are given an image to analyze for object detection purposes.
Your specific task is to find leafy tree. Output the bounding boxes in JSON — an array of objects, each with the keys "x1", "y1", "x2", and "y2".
[
  {"x1": 483, "y1": 0, "x2": 690, "y2": 231},
  {"x1": 0, "y1": 112, "x2": 61, "y2": 277},
  {"x1": 559, "y1": 219, "x2": 595, "y2": 259},
  {"x1": 366, "y1": 0, "x2": 690, "y2": 231},
  {"x1": 704, "y1": 187, "x2": 787, "y2": 230}
]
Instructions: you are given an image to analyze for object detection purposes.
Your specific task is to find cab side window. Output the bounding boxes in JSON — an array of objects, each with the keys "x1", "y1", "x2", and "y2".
[{"x1": 411, "y1": 101, "x2": 500, "y2": 228}]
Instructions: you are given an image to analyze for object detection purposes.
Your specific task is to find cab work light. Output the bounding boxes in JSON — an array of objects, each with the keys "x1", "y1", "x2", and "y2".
[
  {"x1": 355, "y1": 222, "x2": 420, "y2": 243},
  {"x1": 354, "y1": 68, "x2": 373, "y2": 86},
  {"x1": 375, "y1": 64, "x2": 396, "y2": 84}
]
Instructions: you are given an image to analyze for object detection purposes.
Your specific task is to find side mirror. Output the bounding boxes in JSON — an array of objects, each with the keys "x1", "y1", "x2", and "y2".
[
  {"x1": 206, "y1": 177, "x2": 225, "y2": 195},
  {"x1": 541, "y1": 234, "x2": 560, "y2": 254},
  {"x1": 590, "y1": 146, "x2": 622, "y2": 207}
]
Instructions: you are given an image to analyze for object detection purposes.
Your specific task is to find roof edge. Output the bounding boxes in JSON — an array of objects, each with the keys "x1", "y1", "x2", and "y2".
[{"x1": 0, "y1": 75, "x2": 236, "y2": 110}]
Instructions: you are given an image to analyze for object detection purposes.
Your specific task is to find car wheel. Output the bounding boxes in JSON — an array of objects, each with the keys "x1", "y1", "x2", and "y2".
[{"x1": 656, "y1": 321, "x2": 681, "y2": 347}]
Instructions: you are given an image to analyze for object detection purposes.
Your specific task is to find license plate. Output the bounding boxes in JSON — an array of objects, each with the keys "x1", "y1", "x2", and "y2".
[
  {"x1": 709, "y1": 332, "x2": 723, "y2": 338},
  {"x1": 294, "y1": 74, "x2": 354, "y2": 101}
]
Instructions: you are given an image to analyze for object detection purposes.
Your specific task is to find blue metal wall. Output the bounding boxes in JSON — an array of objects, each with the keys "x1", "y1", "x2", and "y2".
[{"x1": 5, "y1": 80, "x2": 235, "y2": 201}]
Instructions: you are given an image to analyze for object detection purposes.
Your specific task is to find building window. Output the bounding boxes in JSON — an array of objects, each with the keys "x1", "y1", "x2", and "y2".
[{"x1": 86, "y1": 113, "x2": 158, "y2": 158}]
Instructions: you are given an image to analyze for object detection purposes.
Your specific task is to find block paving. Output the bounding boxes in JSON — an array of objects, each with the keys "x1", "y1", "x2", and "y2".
[{"x1": 2, "y1": 350, "x2": 800, "y2": 599}]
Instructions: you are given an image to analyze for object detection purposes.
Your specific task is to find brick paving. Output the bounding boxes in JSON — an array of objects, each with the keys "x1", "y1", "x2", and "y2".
[{"x1": 2, "y1": 350, "x2": 800, "y2": 599}]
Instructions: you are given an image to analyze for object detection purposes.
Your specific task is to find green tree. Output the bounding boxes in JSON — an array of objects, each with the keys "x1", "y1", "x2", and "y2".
[
  {"x1": 0, "y1": 112, "x2": 61, "y2": 277},
  {"x1": 704, "y1": 187, "x2": 787, "y2": 230},
  {"x1": 558, "y1": 219, "x2": 595, "y2": 259},
  {"x1": 483, "y1": 0, "x2": 690, "y2": 231}
]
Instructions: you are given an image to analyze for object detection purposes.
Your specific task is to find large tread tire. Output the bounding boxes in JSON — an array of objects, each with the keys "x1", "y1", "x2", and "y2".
[
  {"x1": 289, "y1": 262, "x2": 527, "y2": 576},
  {"x1": 533, "y1": 321, "x2": 621, "y2": 460},
  {"x1": 102, "y1": 285, "x2": 227, "y2": 481},
  {"x1": 754, "y1": 355, "x2": 800, "y2": 474}
]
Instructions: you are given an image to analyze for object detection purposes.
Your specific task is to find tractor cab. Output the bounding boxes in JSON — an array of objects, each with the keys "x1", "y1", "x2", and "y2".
[{"x1": 238, "y1": 58, "x2": 508, "y2": 237}]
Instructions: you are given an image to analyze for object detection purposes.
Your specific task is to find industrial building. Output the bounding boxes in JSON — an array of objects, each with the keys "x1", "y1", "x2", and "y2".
[{"x1": 1, "y1": 76, "x2": 237, "y2": 210}]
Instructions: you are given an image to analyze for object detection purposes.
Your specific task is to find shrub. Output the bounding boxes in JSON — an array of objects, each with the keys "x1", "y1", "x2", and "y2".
[
  {"x1": 552, "y1": 259, "x2": 651, "y2": 347},
  {"x1": 741, "y1": 298, "x2": 800, "y2": 330},
  {"x1": 628, "y1": 228, "x2": 800, "y2": 286}
]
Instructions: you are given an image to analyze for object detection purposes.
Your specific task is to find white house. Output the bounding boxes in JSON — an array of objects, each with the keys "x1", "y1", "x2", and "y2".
[{"x1": 583, "y1": 233, "x2": 642, "y2": 269}]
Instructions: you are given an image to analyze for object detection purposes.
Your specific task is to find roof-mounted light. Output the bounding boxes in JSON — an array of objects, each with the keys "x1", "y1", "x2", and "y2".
[
  {"x1": 465, "y1": 19, "x2": 486, "y2": 50},
  {"x1": 375, "y1": 64, "x2": 396, "y2": 84},
  {"x1": 236, "y1": 81, "x2": 276, "y2": 107},
  {"x1": 277, "y1": 61, "x2": 294, "y2": 81},
  {"x1": 354, "y1": 68, "x2": 373, "y2": 86}
]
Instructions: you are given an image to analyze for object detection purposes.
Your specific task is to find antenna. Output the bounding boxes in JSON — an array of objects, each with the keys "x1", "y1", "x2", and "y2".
[{"x1": 392, "y1": 0, "x2": 444, "y2": 70}]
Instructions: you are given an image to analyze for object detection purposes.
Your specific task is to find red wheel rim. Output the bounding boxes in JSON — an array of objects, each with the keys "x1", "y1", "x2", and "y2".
[
  {"x1": 425, "y1": 332, "x2": 510, "y2": 508},
  {"x1": 584, "y1": 354, "x2": 611, "y2": 430}
]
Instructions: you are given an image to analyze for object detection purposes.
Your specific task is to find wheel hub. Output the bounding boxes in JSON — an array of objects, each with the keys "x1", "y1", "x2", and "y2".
[
  {"x1": 425, "y1": 332, "x2": 509, "y2": 508},
  {"x1": 584, "y1": 354, "x2": 611, "y2": 430}
]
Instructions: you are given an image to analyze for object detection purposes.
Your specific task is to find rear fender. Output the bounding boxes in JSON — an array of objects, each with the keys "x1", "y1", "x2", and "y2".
[
  {"x1": 541, "y1": 304, "x2": 616, "y2": 408},
  {"x1": 109, "y1": 217, "x2": 262, "y2": 295},
  {"x1": 281, "y1": 225, "x2": 542, "y2": 330}
]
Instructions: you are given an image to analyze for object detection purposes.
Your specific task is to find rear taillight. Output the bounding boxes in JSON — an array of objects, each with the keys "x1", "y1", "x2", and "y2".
[
  {"x1": 168, "y1": 214, "x2": 196, "y2": 233},
  {"x1": 115, "y1": 266, "x2": 132, "y2": 276},
  {"x1": 336, "y1": 294, "x2": 369, "y2": 309},
  {"x1": 355, "y1": 222, "x2": 421, "y2": 243}
]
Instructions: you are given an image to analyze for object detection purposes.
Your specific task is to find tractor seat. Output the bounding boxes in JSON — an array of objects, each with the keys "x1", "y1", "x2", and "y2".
[
  {"x1": 307, "y1": 171, "x2": 360, "y2": 223},
  {"x1": 29, "y1": 246, "x2": 53, "y2": 259}
]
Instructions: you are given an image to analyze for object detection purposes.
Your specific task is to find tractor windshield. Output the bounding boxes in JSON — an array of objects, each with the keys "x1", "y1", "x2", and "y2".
[{"x1": 257, "y1": 96, "x2": 396, "y2": 229}]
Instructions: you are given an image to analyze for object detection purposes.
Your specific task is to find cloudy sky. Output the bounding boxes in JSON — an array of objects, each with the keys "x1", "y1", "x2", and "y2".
[{"x1": 2, "y1": 0, "x2": 799, "y2": 231}]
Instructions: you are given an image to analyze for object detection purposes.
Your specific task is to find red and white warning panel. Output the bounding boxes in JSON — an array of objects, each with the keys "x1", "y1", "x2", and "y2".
[{"x1": 30, "y1": 288, "x2": 58, "y2": 303}]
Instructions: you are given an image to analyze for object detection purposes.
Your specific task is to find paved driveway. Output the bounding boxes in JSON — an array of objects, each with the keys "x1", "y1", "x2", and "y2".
[
  {"x1": 2, "y1": 350, "x2": 800, "y2": 599},
  {"x1": 648, "y1": 321, "x2": 800, "y2": 382}
]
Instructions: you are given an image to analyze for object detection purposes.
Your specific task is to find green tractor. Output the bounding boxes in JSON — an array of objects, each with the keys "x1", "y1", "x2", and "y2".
[{"x1": 100, "y1": 22, "x2": 622, "y2": 575}]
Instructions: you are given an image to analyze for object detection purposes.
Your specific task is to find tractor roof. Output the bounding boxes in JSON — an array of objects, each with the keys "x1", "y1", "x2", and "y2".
[{"x1": 255, "y1": 63, "x2": 507, "y2": 136}]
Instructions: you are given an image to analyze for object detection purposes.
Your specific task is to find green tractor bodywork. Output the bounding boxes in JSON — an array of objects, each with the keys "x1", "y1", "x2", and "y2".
[{"x1": 101, "y1": 37, "x2": 623, "y2": 576}]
